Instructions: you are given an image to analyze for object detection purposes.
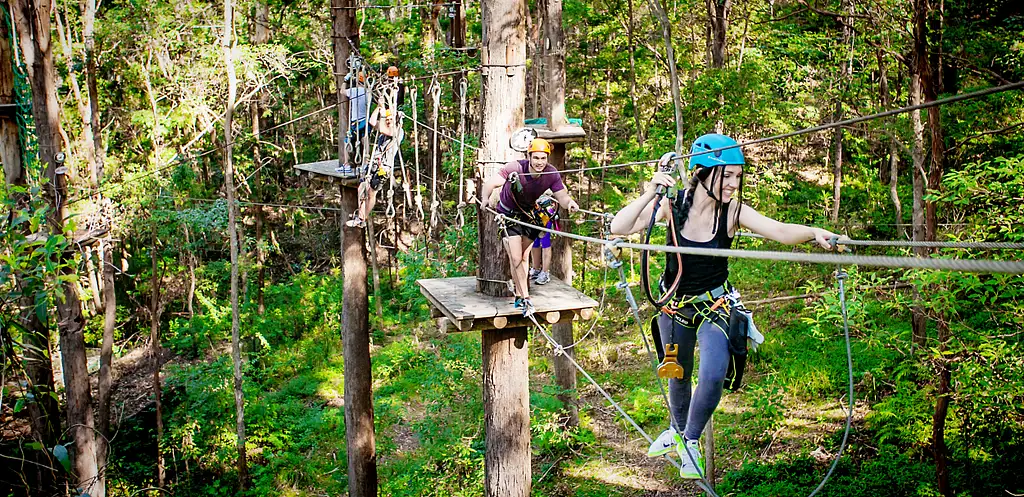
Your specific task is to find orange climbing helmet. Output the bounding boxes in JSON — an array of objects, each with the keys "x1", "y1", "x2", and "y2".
[
  {"x1": 387, "y1": 65, "x2": 400, "y2": 77},
  {"x1": 527, "y1": 138, "x2": 552, "y2": 155}
]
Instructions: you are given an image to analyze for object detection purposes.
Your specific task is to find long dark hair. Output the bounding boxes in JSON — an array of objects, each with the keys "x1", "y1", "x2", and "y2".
[{"x1": 673, "y1": 166, "x2": 743, "y2": 237}]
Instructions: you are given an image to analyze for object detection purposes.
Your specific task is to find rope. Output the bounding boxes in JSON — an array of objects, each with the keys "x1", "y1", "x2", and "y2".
[
  {"x1": 477, "y1": 202, "x2": 1024, "y2": 274},
  {"x1": 411, "y1": 86, "x2": 425, "y2": 221},
  {"x1": 406, "y1": 112, "x2": 480, "y2": 150},
  {"x1": 530, "y1": 80, "x2": 1024, "y2": 176},
  {"x1": 457, "y1": 78, "x2": 468, "y2": 228},
  {"x1": 429, "y1": 77, "x2": 442, "y2": 231}
]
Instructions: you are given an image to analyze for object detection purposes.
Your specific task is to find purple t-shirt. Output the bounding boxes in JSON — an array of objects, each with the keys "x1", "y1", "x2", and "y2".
[{"x1": 497, "y1": 160, "x2": 566, "y2": 214}]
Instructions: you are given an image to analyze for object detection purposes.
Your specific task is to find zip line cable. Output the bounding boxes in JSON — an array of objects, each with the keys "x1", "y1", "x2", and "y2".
[
  {"x1": 476, "y1": 202, "x2": 1024, "y2": 274},
  {"x1": 534, "y1": 80, "x2": 1024, "y2": 176}
]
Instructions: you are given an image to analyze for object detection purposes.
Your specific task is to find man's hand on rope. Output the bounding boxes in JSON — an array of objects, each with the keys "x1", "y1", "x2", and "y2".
[{"x1": 565, "y1": 198, "x2": 580, "y2": 214}]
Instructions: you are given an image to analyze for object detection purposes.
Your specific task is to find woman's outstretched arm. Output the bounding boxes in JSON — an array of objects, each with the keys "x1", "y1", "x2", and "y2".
[{"x1": 739, "y1": 204, "x2": 843, "y2": 250}]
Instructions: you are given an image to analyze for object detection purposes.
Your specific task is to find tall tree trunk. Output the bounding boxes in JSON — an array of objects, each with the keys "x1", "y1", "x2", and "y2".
[
  {"x1": 252, "y1": 0, "x2": 269, "y2": 315},
  {"x1": 479, "y1": 0, "x2": 530, "y2": 492},
  {"x1": 10, "y1": 0, "x2": 102, "y2": 495},
  {"x1": 647, "y1": 0, "x2": 685, "y2": 153},
  {"x1": 919, "y1": 0, "x2": 951, "y2": 493},
  {"x1": 877, "y1": 49, "x2": 903, "y2": 233},
  {"x1": 706, "y1": 0, "x2": 730, "y2": 68},
  {"x1": 82, "y1": 0, "x2": 103, "y2": 184},
  {"x1": 625, "y1": 0, "x2": 643, "y2": 144},
  {"x1": 150, "y1": 229, "x2": 165, "y2": 488},
  {"x1": 829, "y1": 0, "x2": 854, "y2": 223},
  {"x1": 333, "y1": 0, "x2": 377, "y2": 495},
  {"x1": 96, "y1": 239, "x2": 116, "y2": 480},
  {"x1": 222, "y1": 0, "x2": 248, "y2": 487},
  {"x1": 2, "y1": 5, "x2": 60, "y2": 491},
  {"x1": 909, "y1": 77, "x2": 927, "y2": 347}
]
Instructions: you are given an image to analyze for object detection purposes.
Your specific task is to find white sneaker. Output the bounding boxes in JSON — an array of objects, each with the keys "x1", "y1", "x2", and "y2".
[
  {"x1": 528, "y1": 268, "x2": 540, "y2": 281},
  {"x1": 647, "y1": 427, "x2": 679, "y2": 457},
  {"x1": 677, "y1": 438, "x2": 705, "y2": 480},
  {"x1": 535, "y1": 270, "x2": 551, "y2": 285}
]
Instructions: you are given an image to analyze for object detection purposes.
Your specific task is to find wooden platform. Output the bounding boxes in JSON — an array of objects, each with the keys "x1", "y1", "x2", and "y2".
[
  {"x1": 418, "y1": 276, "x2": 598, "y2": 332},
  {"x1": 294, "y1": 159, "x2": 360, "y2": 186},
  {"x1": 528, "y1": 125, "x2": 587, "y2": 144}
]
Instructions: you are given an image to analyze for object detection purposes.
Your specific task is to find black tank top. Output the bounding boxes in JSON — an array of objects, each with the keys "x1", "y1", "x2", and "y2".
[{"x1": 661, "y1": 194, "x2": 734, "y2": 298}]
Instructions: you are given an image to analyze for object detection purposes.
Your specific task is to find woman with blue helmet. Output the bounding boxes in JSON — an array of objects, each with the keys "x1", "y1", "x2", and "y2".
[{"x1": 610, "y1": 133, "x2": 843, "y2": 479}]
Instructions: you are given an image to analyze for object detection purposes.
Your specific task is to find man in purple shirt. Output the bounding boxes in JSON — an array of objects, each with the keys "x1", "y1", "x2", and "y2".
[{"x1": 481, "y1": 138, "x2": 579, "y2": 316}]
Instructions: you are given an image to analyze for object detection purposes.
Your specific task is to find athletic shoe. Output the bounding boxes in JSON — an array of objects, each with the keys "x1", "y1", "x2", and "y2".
[
  {"x1": 345, "y1": 216, "x2": 366, "y2": 228},
  {"x1": 647, "y1": 427, "x2": 679, "y2": 457},
  {"x1": 677, "y1": 438, "x2": 705, "y2": 480},
  {"x1": 335, "y1": 163, "x2": 358, "y2": 178},
  {"x1": 529, "y1": 268, "x2": 540, "y2": 281},
  {"x1": 535, "y1": 271, "x2": 551, "y2": 285}
]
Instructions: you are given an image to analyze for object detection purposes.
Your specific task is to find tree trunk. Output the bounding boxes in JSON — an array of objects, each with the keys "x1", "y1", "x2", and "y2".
[
  {"x1": 96, "y1": 239, "x2": 116, "y2": 477},
  {"x1": 1, "y1": 7, "x2": 60, "y2": 491},
  {"x1": 222, "y1": 0, "x2": 248, "y2": 487},
  {"x1": 479, "y1": 0, "x2": 530, "y2": 493},
  {"x1": 252, "y1": 0, "x2": 269, "y2": 315},
  {"x1": 625, "y1": 0, "x2": 643, "y2": 144},
  {"x1": 647, "y1": 0, "x2": 685, "y2": 154},
  {"x1": 83, "y1": 0, "x2": 103, "y2": 184},
  {"x1": 910, "y1": 0, "x2": 929, "y2": 348},
  {"x1": 477, "y1": 0, "x2": 526, "y2": 297},
  {"x1": 541, "y1": 0, "x2": 566, "y2": 131},
  {"x1": 932, "y1": 318, "x2": 952, "y2": 497},
  {"x1": 150, "y1": 229, "x2": 165, "y2": 488},
  {"x1": 877, "y1": 49, "x2": 903, "y2": 233},
  {"x1": 333, "y1": 0, "x2": 377, "y2": 495},
  {"x1": 706, "y1": 0, "x2": 730, "y2": 68},
  {"x1": 829, "y1": 0, "x2": 854, "y2": 224},
  {"x1": 11, "y1": 0, "x2": 101, "y2": 495}
]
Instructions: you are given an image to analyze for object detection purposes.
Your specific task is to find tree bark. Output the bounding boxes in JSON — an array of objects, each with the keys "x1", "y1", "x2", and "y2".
[
  {"x1": 252, "y1": 0, "x2": 269, "y2": 316},
  {"x1": 222, "y1": 0, "x2": 248, "y2": 487},
  {"x1": 706, "y1": 0, "x2": 731, "y2": 68},
  {"x1": 1, "y1": 7, "x2": 60, "y2": 491},
  {"x1": 877, "y1": 49, "x2": 903, "y2": 233},
  {"x1": 82, "y1": 0, "x2": 104, "y2": 185},
  {"x1": 483, "y1": 328, "x2": 531, "y2": 497},
  {"x1": 910, "y1": 0, "x2": 929, "y2": 348},
  {"x1": 541, "y1": 0, "x2": 566, "y2": 131},
  {"x1": 477, "y1": 0, "x2": 526, "y2": 297},
  {"x1": 829, "y1": 0, "x2": 854, "y2": 223},
  {"x1": 648, "y1": 0, "x2": 685, "y2": 154},
  {"x1": 150, "y1": 229, "x2": 165, "y2": 489},
  {"x1": 96, "y1": 239, "x2": 116, "y2": 480},
  {"x1": 479, "y1": 0, "x2": 531, "y2": 493},
  {"x1": 333, "y1": 0, "x2": 377, "y2": 495},
  {"x1": 11, "y1": 0, "x2": 102, "y2": 494},
  {"x1": 625, "y1": 0, "x2": 644, "y2": 144}
]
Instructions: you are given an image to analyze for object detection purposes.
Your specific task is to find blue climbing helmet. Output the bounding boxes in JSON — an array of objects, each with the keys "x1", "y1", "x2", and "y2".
[{"x1": 688, "y1": 133, "x2": 745, "y2": 169}]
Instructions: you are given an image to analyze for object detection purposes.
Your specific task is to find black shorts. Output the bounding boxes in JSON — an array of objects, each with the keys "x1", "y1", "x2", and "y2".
[{"x1": 500, "y1": 209, "x2": 540, "y2": 241}]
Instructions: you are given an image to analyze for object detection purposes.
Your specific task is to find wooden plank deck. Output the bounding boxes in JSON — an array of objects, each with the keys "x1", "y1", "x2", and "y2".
[
  {"x1": 294, "y1": 159, "x2": 361, "y2": 186},
  {"x1": 418, "y1": 276, "x2": 598, "y2": 332}
]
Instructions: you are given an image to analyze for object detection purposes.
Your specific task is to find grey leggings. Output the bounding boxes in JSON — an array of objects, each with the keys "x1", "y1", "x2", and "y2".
[{"x1": 657, "y1": 304, "x2": 730, "y2": 441}]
